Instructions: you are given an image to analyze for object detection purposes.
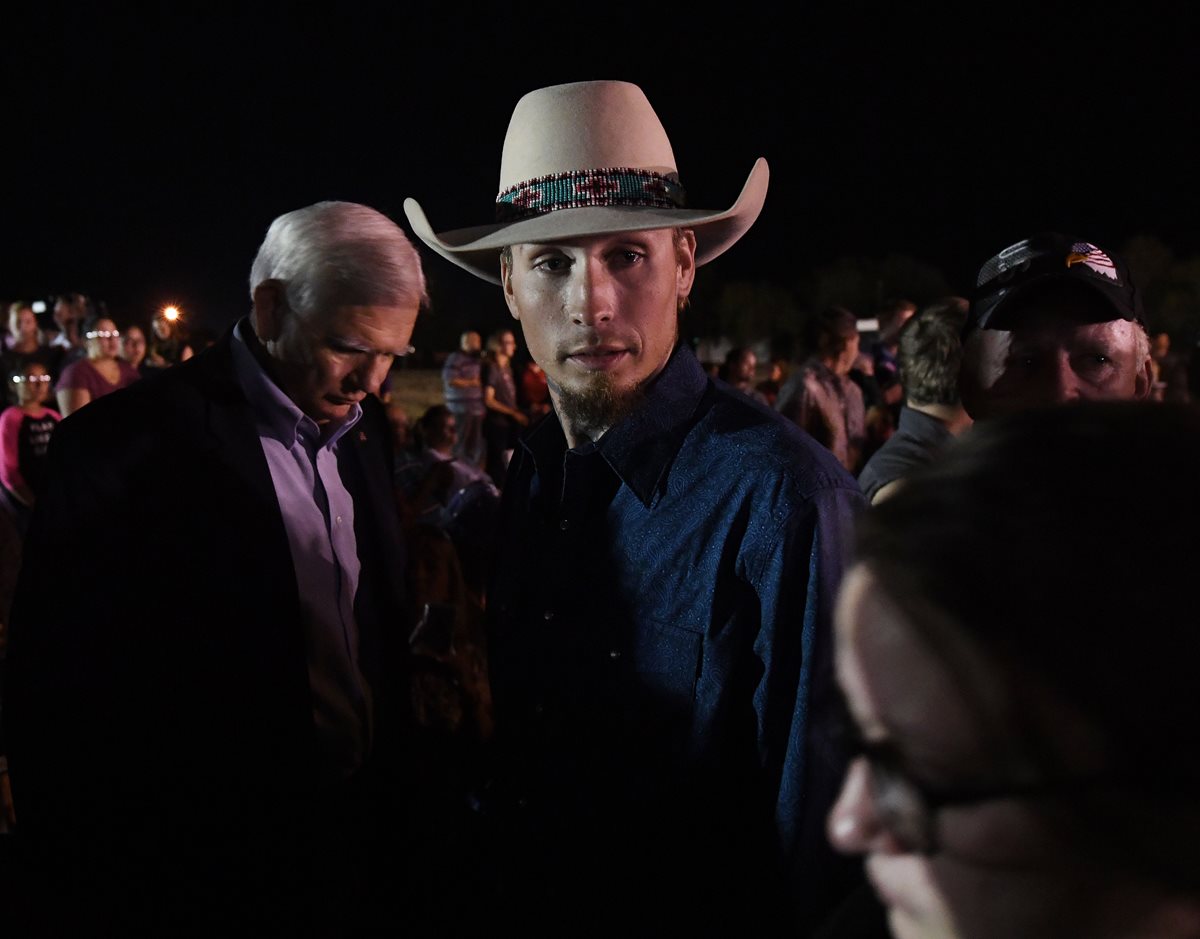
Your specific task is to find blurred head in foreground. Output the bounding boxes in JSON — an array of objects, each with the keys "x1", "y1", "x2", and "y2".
[{"x1": 828, "y1": 400, "x2": 1200, "y2": 939}]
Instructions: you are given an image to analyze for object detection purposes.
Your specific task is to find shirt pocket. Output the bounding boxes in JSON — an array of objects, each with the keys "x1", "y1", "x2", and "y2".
[{"x1": 627, "y1": 616, "x2": 705, "y2": 705}]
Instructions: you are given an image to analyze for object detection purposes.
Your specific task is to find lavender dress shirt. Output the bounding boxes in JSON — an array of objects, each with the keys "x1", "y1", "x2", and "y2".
[{"x1": 231, "y1": 321, "x2": 371, "y2": 783}]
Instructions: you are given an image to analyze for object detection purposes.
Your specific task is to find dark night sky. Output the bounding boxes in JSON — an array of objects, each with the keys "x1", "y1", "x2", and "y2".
[{"x1": 5, "y1": 3, "x2": 1197, "y2": 356}]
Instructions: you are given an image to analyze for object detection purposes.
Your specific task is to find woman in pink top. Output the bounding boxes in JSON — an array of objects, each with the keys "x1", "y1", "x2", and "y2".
[
  {"x1": 0, "y1": 361, "x2": 61, "y2": 530},
  {"x1": 55, "y1": 315, "x2": 141, "y2": 416}
]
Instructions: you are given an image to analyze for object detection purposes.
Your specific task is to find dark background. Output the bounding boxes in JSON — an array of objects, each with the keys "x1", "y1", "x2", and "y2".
[{"x1": 5, "y1": 3, "x2": 1198, "y2": 359}]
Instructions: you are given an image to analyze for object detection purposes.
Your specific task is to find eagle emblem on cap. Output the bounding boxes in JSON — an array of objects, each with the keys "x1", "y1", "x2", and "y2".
[{"x1": 1066, "y1": 242, "x2": 1118, "y2": 281}]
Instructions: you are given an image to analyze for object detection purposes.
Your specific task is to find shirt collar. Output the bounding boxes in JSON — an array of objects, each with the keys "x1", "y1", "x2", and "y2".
[
  {"x1": 804, "y1": 355, "x2": 845, "y2": 385},
  {"x1": 521, "y1": 343, "x2": 708, "y2": 507},
  {"x1": 231, "y1": 318, "x2": 362, "y2": 449}
]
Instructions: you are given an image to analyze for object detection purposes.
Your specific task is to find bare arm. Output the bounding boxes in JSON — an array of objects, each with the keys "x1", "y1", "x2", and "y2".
[
  {"x1": 870, "y1": 478, "x2": 906, "y2": 505},
  {"x1": 0, "y1": 409, "x2": 34, "y2": 504},
  {"x1": 57, "y1": 388, "x2": 91, "y2": 418},
  {"x1": 484, "y1": 385, "x2": 529, "y2": 425}
]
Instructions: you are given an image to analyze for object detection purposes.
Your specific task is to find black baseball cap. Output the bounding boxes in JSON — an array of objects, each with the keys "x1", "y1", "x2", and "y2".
[{"x1": 967, "y1": 232, "x2": 1144, "y2": 333}]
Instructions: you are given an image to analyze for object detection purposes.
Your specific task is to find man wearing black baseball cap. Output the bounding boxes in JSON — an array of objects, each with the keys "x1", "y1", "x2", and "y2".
[{"x1": 959, "y1": 232, "x2": 1153, "y2": 419}]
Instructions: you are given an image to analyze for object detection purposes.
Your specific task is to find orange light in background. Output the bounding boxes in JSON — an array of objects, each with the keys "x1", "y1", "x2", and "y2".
[{"x1": 162, "y1": 305, "x2": 181, "y2": 321}]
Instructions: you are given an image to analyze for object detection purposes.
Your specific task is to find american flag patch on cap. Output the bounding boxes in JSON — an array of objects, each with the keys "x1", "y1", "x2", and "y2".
[{"x1": 1066, "y1": 242, "x2": 1119, "y2": 282}]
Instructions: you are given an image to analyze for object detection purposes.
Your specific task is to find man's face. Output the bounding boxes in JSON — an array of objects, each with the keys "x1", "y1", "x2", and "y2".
[
  {"x1": 501, "y1": 228, "x2": 695, "y2": 417},
  {"x1": 264, "y1": 301, "x2": 419, "y2": 426},
  {"x1": 461, "y1": 331, "x2": 481, "y2": 354},
  {"x1": 960, "y1": 286, "x2": 1152, "y2": 420}
]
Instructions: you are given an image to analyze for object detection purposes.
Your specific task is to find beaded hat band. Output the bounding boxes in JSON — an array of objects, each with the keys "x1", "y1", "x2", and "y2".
[{"x1": 495, "y1": 168, "x2": 686, "y2": 223}]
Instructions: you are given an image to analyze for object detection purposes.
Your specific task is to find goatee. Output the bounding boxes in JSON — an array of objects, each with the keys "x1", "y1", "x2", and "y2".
[{"x1": 555, "y1": 374, "x2": 646, "y2": 443}]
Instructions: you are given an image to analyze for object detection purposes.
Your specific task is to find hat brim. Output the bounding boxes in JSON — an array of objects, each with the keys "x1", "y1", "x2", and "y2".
[
  {"x1": 404, "y1": 158, "x2": 769, "y2": 285},
  {"x1": 975, "y1": 273, "x2": 1138, "y2": 331}
]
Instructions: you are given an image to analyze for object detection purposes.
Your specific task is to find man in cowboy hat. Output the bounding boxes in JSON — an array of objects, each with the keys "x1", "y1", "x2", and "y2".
[{"x1": 406, "y1": 81, "x2": 866, "y2": 934}]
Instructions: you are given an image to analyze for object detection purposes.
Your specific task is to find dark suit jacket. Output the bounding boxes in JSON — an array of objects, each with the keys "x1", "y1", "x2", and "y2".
[{"x1": 1, "y1": 327, "x2": 416, "y2": 932}]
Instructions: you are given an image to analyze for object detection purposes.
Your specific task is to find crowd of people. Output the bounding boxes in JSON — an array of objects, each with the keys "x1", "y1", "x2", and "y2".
[
  {"x1": 0, "y1": 79, "x2": 1197, "y2": 939},
  {"x1": 0, "y1": 297, "x2": 198, "y2": 534},
  {"x1": 0, "y1": 297, "x2": 203, "y2": 841}
]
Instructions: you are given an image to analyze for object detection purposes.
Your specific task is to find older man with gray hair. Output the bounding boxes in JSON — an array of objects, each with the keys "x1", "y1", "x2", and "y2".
[
  {"x1": 959, "y1": 232, "x2": 1153, "y2": 419},
  {"x1": 3, "y1": 201, "x2": 430, "y2": 934}
]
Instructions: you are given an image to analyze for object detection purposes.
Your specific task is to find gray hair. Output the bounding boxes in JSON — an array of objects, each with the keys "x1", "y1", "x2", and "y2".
[{"x1": 249, "y1": 201, "x2": 429, "y2": 319}]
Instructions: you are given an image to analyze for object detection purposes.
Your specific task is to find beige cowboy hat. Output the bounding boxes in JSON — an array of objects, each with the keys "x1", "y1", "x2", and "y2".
[{"x1": 403, "y1": 80, "x2": 769, "y2": 285}]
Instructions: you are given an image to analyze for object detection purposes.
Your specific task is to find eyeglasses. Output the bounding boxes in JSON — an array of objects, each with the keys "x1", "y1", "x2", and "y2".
[
  {"x1": 12, "y1": 374, "x2": 52, "y2": 384},
  {"x1": 86, "y1": 329, "x2": 120, "y2": 339},
  {"x1": 831, "y1": 688, "x2": 1120, "y2": 855}
]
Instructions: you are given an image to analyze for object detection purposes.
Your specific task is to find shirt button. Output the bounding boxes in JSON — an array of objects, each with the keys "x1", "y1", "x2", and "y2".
[
  {"x1": 559, "y1": 518, "x2": 570, "y2": 531},
  {"x1": 608, "y1": 649, "x2": 622, "y2": 661},
  {"x1": 336, "y1": 515, "x2": 343, "y2": 525},
  {"x1": 543, "y1": 610, "x2": 555, "y2": 621}
]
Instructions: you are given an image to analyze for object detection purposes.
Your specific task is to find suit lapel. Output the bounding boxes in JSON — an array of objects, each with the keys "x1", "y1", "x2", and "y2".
[
  {"x1": 195, "y1": 327, "x2": 289, "y2": 521},
  {"x1": 340, "y1": 402, "x2": 407, "y2": 623}
]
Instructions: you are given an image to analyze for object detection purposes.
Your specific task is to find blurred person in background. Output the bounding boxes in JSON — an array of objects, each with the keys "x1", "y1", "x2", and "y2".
[
  {"x1": 777, "y1": 305, "x2": 867, "y2": 473},
  {"x1": 857, "y1": 297, "x2": 972, "y2": 505},
  {"x1": 1, "y1": 303, "x2": 56, "y2": 403},
  {"x1": 404, "y1": 405, "x2": 496, "y2": 503},
  {"x1": 46, "y1": 293, "x2": 88, "y2": 366},
  {"x1": 441, "y1": 330, "x2": 486, "y2": 468},
  {"x1": 827, "y1": 401, "x2": 1200, "y2": 939},
  {"x1": 0, "y1": 362, "x2": 60, "y2": 533},
  {"x1": 144, "y1": 308, "x2": 194, "y2": 371},
  {"x1": 518, "y1": 358, "x2": 551, "y2": 421},
  {"x1": 4, "y1": 303, "x2": 42, "y2": 354},
  {"x1": 868, "y1": 297, "x2": 917, "y2": 420},
  {"x1": 1148, "y1": 330, "x2": 1189, "y2": 402},
  {"x1": 850, "y1": 299, "x2": 917, "y2": 465},
  {"x1": 54, "y1": 314, "x2": 140, "y2": 416},
  {"x1": 481, "y1": 327, "x2": 527, "y2": 487},
  {"x1": 720, "y1": 345, "x2": 770, "y2": 404},
  {"x1": 0, "y1": 361, "x2": 59, "y2": 833},
  {"x1": 385, "y1": 401, "x2": 412, "y2": 457},
  {"x1": 756, "y1": 356, "x2": 788, "y2": 407},
  {"x1": 120, "y1": 323, "x2": 150, "y2": 375},
  {"x1": 396, "y1": 403, "x2": 500, "y2": 603}
]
